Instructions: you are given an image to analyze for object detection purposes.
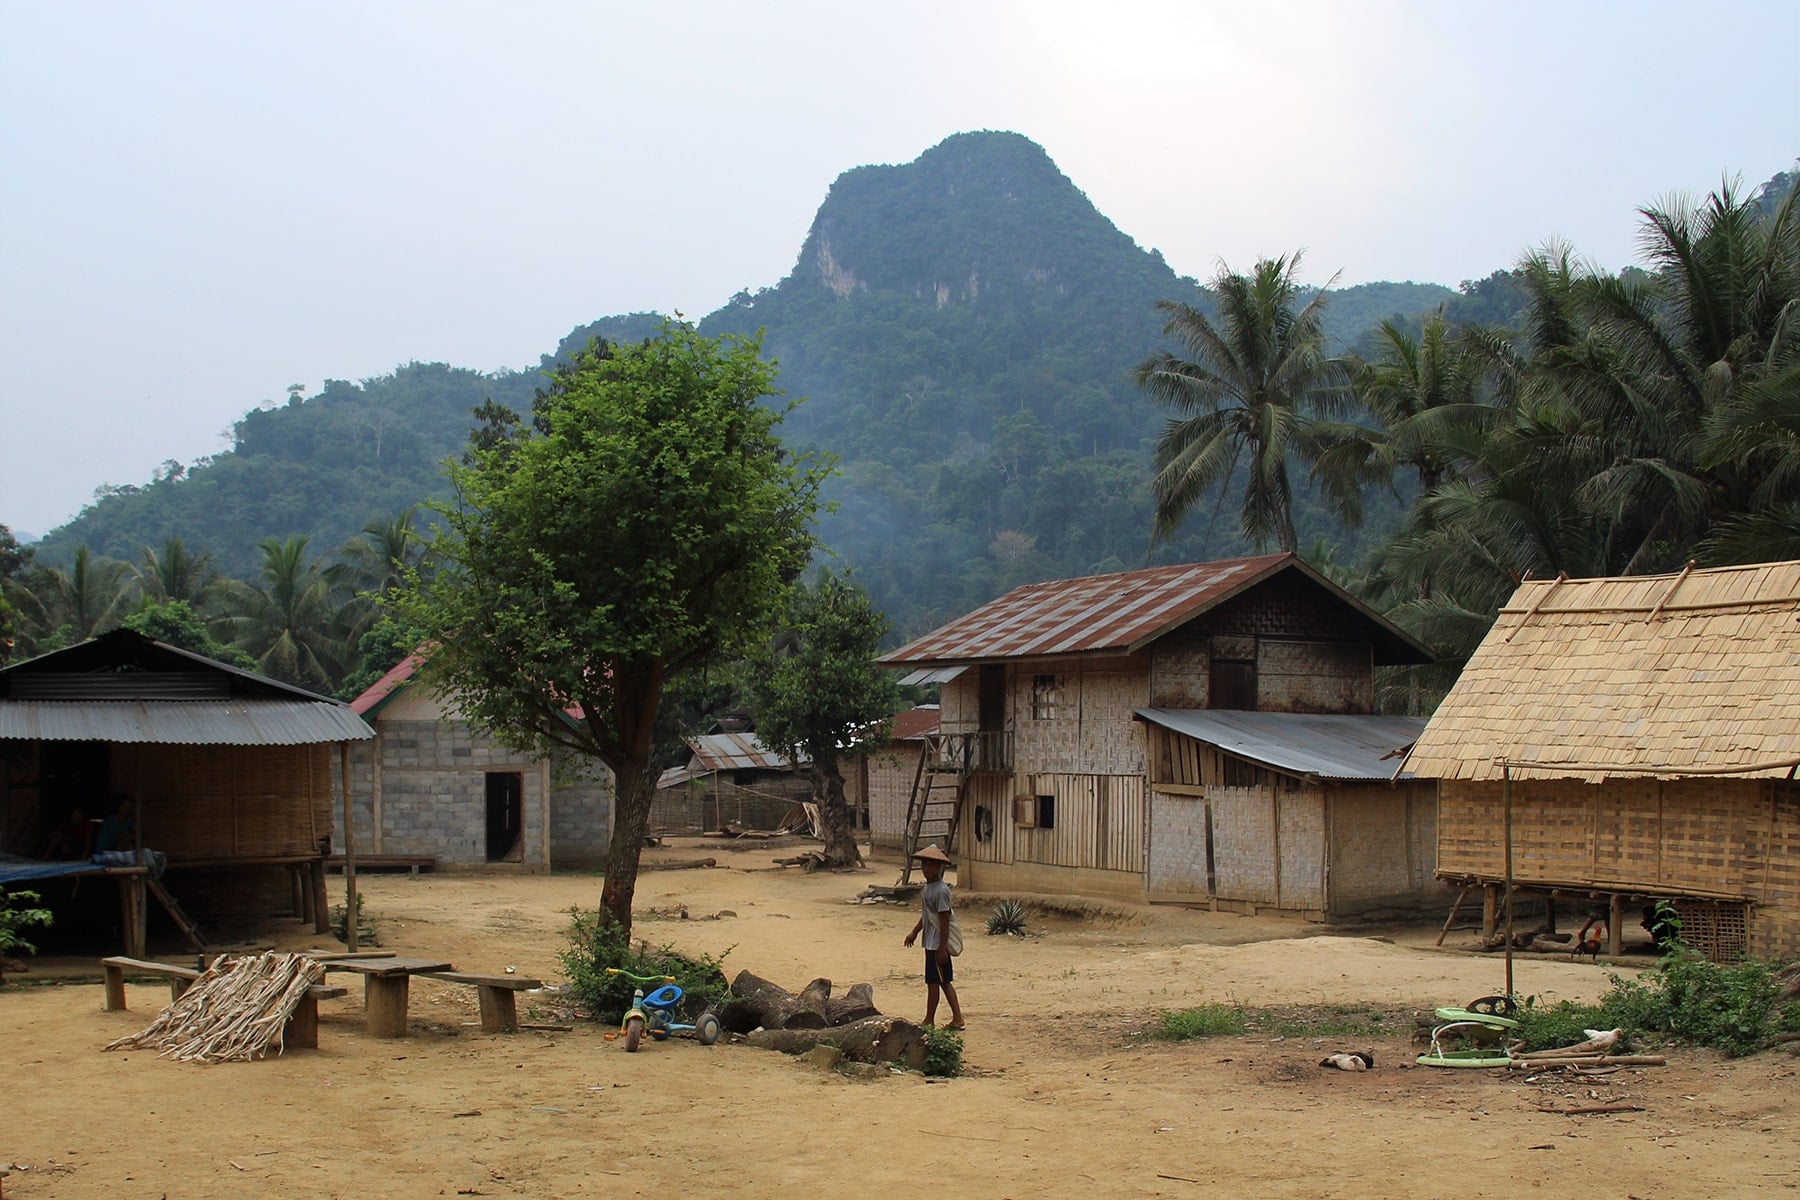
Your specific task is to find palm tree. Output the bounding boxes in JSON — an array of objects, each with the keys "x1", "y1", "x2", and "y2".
[
  {"x1": 335, "y1": 508, "x2": 430, "y2": 651},
  {"x1": 7, "y1": 547, "x2": 136, "y2": 654},
  {"x1": 219, "y1": 535, "x2": 352, "y2": 690},
  {"x1": 1134, "y1": 254, "x2": 1341, "y2": 552},
  {"x1": 134, "y1": 538, "x2": 222, "y2": 609}
]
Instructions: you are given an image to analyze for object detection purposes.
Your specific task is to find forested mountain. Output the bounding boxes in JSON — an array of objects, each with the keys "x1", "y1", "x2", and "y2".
[{"x1": 32, "y1": 132, "x2": 1490, "y2": 635}]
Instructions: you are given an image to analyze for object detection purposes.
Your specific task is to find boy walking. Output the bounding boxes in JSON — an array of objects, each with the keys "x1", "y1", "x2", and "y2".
[{"x1": 902, "y1": 845, "x2": 965, "y2": 1029}]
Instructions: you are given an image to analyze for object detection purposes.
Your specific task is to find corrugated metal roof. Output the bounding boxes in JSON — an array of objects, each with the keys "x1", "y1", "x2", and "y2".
[
  {"x1": 894, "y1": 666, "x2": 967, "y2": 687},
  {"x1": 1405, "y1": 559, "x2": 1800, "y2": 782},
  {"x1": 688, "y1": 732, "x2": 801, "y2": 774},
  {"x1": 350, "y1": 654, "x2": 424, "y2": 716},
  {"x1": 0, "y1": 699, "x2": 373, "y2": 744},
  {"x1": 889, "y1": 706, "x2": 940, "y2": 741},
  {"x1": 879, "y1": 555, "x2": 1430, "y2": 666},
  {"x1": 1134, "y1": 708, "x2": 1425, "y2": 781}
]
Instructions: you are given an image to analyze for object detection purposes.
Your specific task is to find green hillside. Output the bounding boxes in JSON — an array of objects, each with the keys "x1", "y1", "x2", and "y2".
[{"x1": 36, "y1": 132, "x2": 1460, "y2": 633}]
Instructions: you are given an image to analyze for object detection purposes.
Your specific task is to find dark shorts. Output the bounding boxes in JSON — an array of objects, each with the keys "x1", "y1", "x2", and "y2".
[{"x1": 924, "y1": 950, "x2": 954, "y2": 985}]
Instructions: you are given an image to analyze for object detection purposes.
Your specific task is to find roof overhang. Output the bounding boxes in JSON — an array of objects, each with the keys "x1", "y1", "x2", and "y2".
[
  {"x1": 0, "y1": 699, "x2": 374, "y2": 745},
  {"x1": 1134, "y1": 708, "x2": 1425, "y2": 781}
]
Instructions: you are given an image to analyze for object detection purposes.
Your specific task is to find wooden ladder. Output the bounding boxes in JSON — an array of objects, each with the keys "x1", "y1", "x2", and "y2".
[
  {"x1": 898, "y1": 734, "x2": 969, "y2": 886},
  {"x1": 146, "y1": 875, "x2": 207, "y2": 952}
]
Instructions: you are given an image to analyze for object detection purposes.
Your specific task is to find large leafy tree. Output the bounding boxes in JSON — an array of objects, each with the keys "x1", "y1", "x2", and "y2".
[
  {"x1": 393, "y1": 325, "x2": 827, "y2": 937},
  {"x1": 1134, "y1": 255, "x2": 1342, "y2": 552},
  {"x1": 741, "y1": 572, "x2": 901, "y2": 868}
]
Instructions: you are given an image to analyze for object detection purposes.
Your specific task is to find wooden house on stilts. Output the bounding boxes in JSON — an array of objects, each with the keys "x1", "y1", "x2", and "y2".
[
  {"x1": 1404, "y1": 561, "x2": 1800, "y2": 963},
  {"x1": 880, "y1": 554, "x2": 1446, "y2": 918}
]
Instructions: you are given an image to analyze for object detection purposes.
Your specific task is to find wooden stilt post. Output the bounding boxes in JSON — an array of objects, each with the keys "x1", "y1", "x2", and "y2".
[
  {"x1": 341, "y1": 743, "x2": 358, "y2": 951},
  {"x1": 1608, "y1": 893, "x2": 1626, "y2": 958},
  {"x1": 1482, "y1": 884, "x2": 1499, "y2": 938},
  {"x1": 1503, "y1": 760, "x2": 1516, "y2": 1001},
  {"x1": 310, "y1": 859, "x2": 329, "y2": 935}
]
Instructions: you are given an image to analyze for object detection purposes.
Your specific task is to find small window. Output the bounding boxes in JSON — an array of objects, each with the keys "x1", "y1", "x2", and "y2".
[
  {"x1": 1036, "y1": 794, "x2": 1056, "y2": 829},
  {"x1": 1031, "y1": 673, "x2": 1064, "y2": 720}
]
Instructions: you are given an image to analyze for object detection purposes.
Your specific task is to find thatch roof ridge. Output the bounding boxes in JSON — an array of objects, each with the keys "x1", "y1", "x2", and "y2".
[{"x1": 1405, "y1": 559, "x2": 1800, "y2": 782}]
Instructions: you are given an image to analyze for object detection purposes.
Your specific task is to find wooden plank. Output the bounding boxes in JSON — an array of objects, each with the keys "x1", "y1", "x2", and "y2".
[
  {"x1": 364, "y1": 975, "x2": 411, "y2": 1037},
  {"x1": 327, "y1": 956, "x2": 453, "y2": 977},
  {"x1": 422, "y1": 971, "x2": 542, "y2": 990}
]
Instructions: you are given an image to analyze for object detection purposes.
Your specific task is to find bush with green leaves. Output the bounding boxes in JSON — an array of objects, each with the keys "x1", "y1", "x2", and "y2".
[
  {"x1": 1516, "y1": 954, "x2": 1796, "y2": 1058},
  {"x1": 1, "y1": 888, "x2": 53, "y2": 975},
  {"x1": 559, "y1": 908, "x2": 730, "y2": 1024},
  {"x1": 921, "y1": 1024, "x2": 963, "y2": 1077}
]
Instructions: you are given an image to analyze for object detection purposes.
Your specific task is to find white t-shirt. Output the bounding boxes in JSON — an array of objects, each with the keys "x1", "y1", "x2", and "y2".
[{"x1": 920, "y1": 879, "x2": 952, "y2": 951}]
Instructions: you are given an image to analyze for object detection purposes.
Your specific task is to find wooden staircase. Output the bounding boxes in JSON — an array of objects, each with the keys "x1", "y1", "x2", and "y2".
[{"x1": 897, "y1": 733, "x2": 974, "y2": 886}]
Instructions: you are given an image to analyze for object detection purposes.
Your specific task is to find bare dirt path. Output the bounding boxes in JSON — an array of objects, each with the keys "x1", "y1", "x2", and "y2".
[{"x1": 5, "y1": 843, "x2": 1796, "y2": 1199}]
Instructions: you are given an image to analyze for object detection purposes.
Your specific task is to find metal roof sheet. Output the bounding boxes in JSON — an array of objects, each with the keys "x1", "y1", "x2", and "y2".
[
  {"x1": 1133, "y1": 708, "x2": 1425, "y2": 781},
  {"x1": 879, "y1": 555, "x2": 1429, "y2": 666},
  {"x1": 0, "y1": 699, "x2": 374, "y2": 745},
  {"x1": 888, "y1": 706, "x2": 940, "y2": 741},
  {"x1": 687, "y1": 732, "x2": 801, "y2": 774},
  {"x1": 894, "y1": 665, "x2": 968, "y2": 687}
]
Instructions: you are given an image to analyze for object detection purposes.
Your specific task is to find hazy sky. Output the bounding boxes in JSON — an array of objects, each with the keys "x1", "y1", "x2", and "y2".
[{"x1": 2, "y1": 1, "x2": 1796, "y2": 539}]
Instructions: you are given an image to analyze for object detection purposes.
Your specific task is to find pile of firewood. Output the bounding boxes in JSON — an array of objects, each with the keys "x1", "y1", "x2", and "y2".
[
  {"x1": 104, "y1": 952, "x2": 325, "y2": 1063},
  {"x1": 719, "y1": 970, "x2": 927, "y2": 1070}
]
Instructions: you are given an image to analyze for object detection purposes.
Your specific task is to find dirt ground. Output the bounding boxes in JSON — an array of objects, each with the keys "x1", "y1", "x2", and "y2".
[{"x1": 4, "y1": 840, "x2": 1796, "y2": 1199}]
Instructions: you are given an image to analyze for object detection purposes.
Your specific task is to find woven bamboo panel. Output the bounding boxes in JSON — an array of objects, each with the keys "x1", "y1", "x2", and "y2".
[
  {"x1": 1671, "y1": 900, "x2": 1751, "y2": 963},
  {"x1": 125, "y1": 744, "x2": 324, "y2": 859},
  {"x1": 1211, "y1": 785, "x2": 1279, "y2": 904},
  {"x1": 1408, "y1": 560, "x2": 1800, "y2": 781}
]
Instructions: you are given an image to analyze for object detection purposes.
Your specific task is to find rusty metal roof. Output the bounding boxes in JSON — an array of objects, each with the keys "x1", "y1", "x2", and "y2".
[
  {"x1": 688, "y1": 732, "x2": 801, "y2": 774},
  {"x1": 0, "y1": 699, "x2": 373, "y2": 745},
  {"x1": 1134, "y1": 708, "x2": 1425, "y2": 781},
  {"x1": 888, "y1": 706, "x2": 940, "y2": 741},
  {"x1": 881, "y1": 554, "x2": 1429, "y2": 665}
]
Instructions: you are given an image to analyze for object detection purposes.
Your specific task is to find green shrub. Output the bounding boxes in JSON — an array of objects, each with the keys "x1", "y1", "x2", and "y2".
[
  {"x1": 1, "y1": 888, "x2": 53, "y2": 966},
  {"x1": 559, "y1": 908, "x2": 730, "y2": 1024},
  {"x1": 1515, "y1": 955, "x2": 1790, "y2": 1058},
  {"x1": 921, "y1": 1025, "x2": 963, "y2": 1077},
  {"x1": 1150, "y1": 1003, "x2": 1247, "y2": 1040}
]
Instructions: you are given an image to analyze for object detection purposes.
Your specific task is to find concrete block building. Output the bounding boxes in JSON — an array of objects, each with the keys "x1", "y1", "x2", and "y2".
[{"x1": 344, "y1": 657, "x2": 613, "y2": 870}]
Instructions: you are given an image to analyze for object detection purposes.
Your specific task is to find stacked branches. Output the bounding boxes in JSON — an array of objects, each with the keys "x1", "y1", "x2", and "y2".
[{"x1": 105, "y1": 952, "x2": 325, "y2": 1063}]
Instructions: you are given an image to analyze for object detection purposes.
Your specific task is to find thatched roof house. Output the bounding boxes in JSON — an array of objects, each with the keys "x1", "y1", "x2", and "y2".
[{"x1": 1406, "y1": 560, "x2": 1800, "y2": 962}]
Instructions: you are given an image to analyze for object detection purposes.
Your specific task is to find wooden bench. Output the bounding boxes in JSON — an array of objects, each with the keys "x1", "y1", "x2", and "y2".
[
  {"x1": 284, "y1": 984, "x2": 348, "y2": 1050},
  {"x1": 421, "y1": 971, "x2": 545, "y2": 1033},
  {"x1": 101, "y1": 956, "x2": 200, "y2": 1011},
  {"x1": 323, "y1": 956, "x2": 454, "y2": 1037}
]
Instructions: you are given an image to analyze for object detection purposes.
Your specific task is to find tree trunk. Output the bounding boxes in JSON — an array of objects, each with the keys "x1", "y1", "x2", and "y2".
[
  {"x1": 814, "y1": 755, "x2": 862, "y2": 868},
  {"x1": 719, "y1": 970, "x2": 832, "y2": 1033},
  {"x1": 745, "y1": 1015, "x2": 927, "y2": 1070},
  {"x1": 825, "y1": 982, "x2": 877, "y2": 1025},
  {"x1": 601, "y1": 758, "x2": 658, "y2": 941}
]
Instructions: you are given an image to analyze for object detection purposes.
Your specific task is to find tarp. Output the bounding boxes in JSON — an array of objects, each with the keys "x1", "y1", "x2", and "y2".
[{"x1": 0, "y1": 853, "x2": 118, "y2": 884}]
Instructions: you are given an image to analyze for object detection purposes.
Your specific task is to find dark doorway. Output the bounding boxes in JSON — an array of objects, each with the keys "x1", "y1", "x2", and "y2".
[
  {"x1": 978, "y1": 665, "x2": 1006, "y2": 732},
  {"x1": 484, "y1": 772, "x2": 523, "y2": 863},
  {"x1": 1209, "y1": 658, "x2": 1257, "y2": 710}
]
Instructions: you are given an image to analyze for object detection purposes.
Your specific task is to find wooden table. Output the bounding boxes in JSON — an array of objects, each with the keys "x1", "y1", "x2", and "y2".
[{"x1": 325, "y1": 956, "x2": 453, "y2": 1037}]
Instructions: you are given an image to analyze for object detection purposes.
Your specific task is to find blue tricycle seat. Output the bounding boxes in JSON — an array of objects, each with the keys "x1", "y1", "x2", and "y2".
[{"x1": 645, "y1": 985, "x2": 684, "y2": 1009}]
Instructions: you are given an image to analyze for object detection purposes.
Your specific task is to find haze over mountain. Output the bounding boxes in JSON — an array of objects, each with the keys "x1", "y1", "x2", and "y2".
[{"x1": 35, "y1": 132, "x2": 1496, "y2": 635}]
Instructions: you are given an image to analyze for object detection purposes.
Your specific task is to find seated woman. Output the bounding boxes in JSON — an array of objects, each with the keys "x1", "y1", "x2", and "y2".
[{"x1": 94, "y1": 797, "x2": 136, "y2": 853}]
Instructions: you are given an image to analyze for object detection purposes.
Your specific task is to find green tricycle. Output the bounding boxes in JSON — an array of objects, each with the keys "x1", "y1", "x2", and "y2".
[{"x1": 603, "y1": 967, "x2": 723, "y2": 1052}]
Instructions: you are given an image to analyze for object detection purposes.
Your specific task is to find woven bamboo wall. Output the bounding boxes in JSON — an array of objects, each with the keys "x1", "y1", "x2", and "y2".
[
  {"x1": 126, "y1": 743, "x2": 328, "y2": 859},
  {"x1": 1439, "y1": 777, "x2": 1799, "y2": 959}
]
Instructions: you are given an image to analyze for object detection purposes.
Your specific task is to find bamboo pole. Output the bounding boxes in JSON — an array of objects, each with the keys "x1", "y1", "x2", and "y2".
[
  {"x1": 1503, "y1": 759, "x2": 1515, "y2": 1001},
  {"x1": 340, "y1": 743, "x2": 358, "y2": 951}
]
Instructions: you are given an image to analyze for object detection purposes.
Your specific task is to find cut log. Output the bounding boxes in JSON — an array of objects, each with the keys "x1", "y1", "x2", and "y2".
[
  {"x1": 745, "y1": 1015, "x2": 928, "y2": 1070},
  {"x1": 795, "y1": 977, "x2": 831, "y2": 1026},
  {"x1": 720, "y1": 970, "x2": 832, "y2": 1034},
  {"x1": 825, "y1": 982, "x2": 878, "y2": 1026}
]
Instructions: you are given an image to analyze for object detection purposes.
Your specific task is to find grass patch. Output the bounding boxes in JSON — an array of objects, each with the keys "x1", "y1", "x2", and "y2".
[
  {"x1": 1148, "y1": 1002, "x2": 1404, "y2": 1043},
  {"x1": 921, "y1": 1025, "x2": 964, "y2": 1077},
  {"x1": 1150, "y1": 1003, "x2": 1248, "y2": 1040},
  {"x1": 1514, "y1": 954, "x2": 1798, "y2": 1058}
]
